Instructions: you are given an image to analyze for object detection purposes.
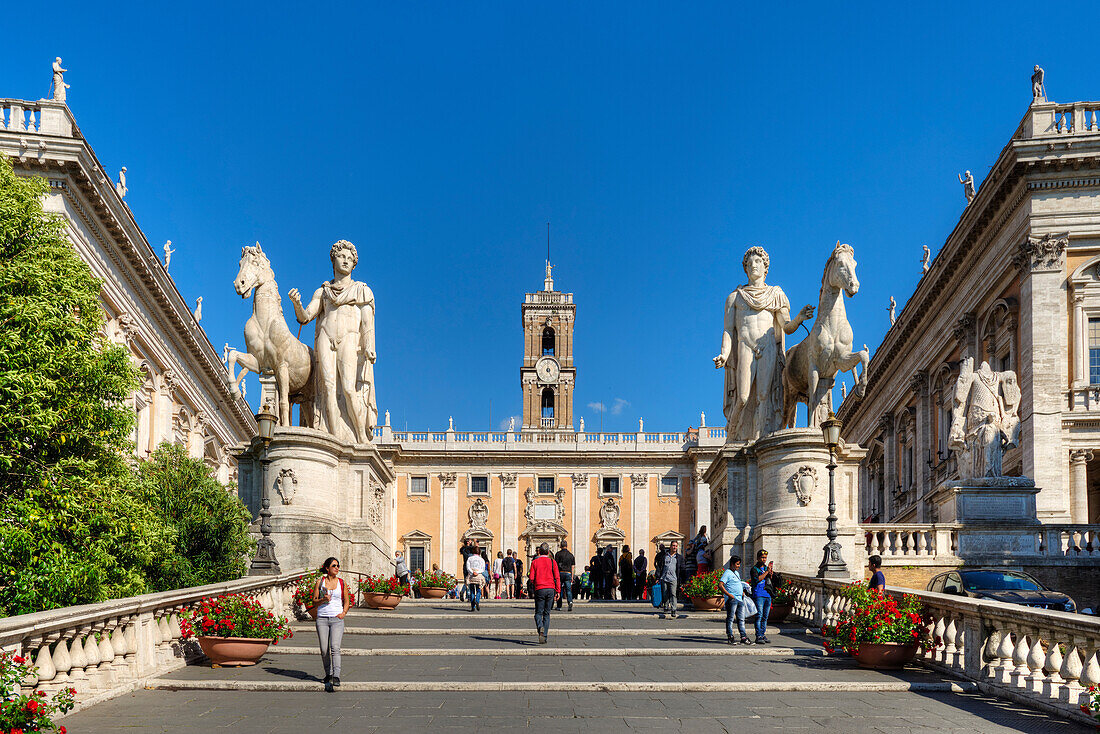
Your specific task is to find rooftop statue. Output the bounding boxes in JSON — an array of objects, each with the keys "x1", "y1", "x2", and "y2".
[
  {"x1": 290, "y1": 240, "x2": 377, "y2": 444},
  {"x1": 949, "y1": 356, "x2": 1022, "y2": 481},
  {"x1": 50, "y1": 58, "x2": 68, "y2": 103},
  {"x1": 193, "y1": 296, "x2": 202, "y2": 322},
  {"x1": 714, "y1": 246, "x2": 813, "y2": 442},
  {"x1": 230, "y1": 242, "x2": 314, "y2": 428},
  {"x1": 163, "y1": 240, "x2": 175, "y2": 270},
  {"x1": 116, "y1": 167, "x2": 127, "y2": 199},
  {"x1": 782, "y1": 242, "x2": 868, "y2": 427},
  {"x1": 958, "y1": 170, "x2": 976, "y2": 204},
  {"x1": 1031, "y1": 65, "x2": 1046, "y2": 102},
  {"x1": 888, "y1": 296, "x2": 896, "y2": 325},
  {"x1": 921, "y1": 245, "x2": 930, "y2": 274}
]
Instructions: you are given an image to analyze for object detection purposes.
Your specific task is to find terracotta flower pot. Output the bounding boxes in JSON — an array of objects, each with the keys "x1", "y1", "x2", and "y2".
[
  {"x1": 418, "y1": 586, "x2": 448, "y2": 599},
  {"x1": 363, "y1": 592, "x2": 403, "y2": 609},
  {"x1": 769, "y1": 601, "x2": 794, "y2": 623},
  {"x1": 689, "y1": 596, "x2": 725, "y2": 611},
  {"x1": 197, "y1": 636, "x2": 270, "y2": 666},
  {"x1": 854, "y1": 642, "x2": 919, "y2": 670}
]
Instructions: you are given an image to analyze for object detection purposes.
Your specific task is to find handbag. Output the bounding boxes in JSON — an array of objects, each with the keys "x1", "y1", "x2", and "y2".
[{"x1": 742, "y1": 594, "x2": 758, "y2": 619}]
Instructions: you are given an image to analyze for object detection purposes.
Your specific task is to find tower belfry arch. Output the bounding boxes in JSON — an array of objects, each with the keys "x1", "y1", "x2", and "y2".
[{"x1": 521, "y1": 259, "x2": 576, "y2": 431}]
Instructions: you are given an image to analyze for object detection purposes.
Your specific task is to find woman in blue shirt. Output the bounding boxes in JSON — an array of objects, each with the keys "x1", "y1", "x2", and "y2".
[{"x1": 720, "y1": 555, "x2": 751, "y2": 644}]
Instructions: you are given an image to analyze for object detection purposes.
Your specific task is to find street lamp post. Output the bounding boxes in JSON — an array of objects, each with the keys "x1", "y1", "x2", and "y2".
[
  {"x1": 817, "y1": 412, "x2": 849, "y2": 579},
  {"x1": 248, "y1": 402, "x2": 281, "y2": 576}
]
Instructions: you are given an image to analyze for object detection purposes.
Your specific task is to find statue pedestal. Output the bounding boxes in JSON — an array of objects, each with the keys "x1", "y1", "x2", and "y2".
[
  {"x1": 704, "y1": 429, "x2": 865, "y2": 580},
  {"x1": 932, "y1": 480, "x2": 1041, "y2": 558},
  {"x1": 235, "y1": 427, "x2": 395, "y2": 575}
]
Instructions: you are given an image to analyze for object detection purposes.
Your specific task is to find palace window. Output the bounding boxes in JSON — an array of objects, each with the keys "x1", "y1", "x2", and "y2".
[
  {"x1": 1090, "y1": 318, "x2": 1100, "y2": 384},
  {"x1": 408, "y1": 546, "x2": 425, "y2": 574},
  {"x1": 538, "y1": 477, "x2": 555, "y2": 494},
  {"x1": 409, "y1": 476, "x2": 428, "y2": 495},
  {"x1": 659, "y1": 476, "x2": 679, "y2": 496},
  {"x1": 601, "y1": 476, "x2": 620, "y2": 495},
  {"x1": 470, "y1": 476, "x2": 488, "y2": 495},
  {"x1": 542, "y1": 327, "x2": 555, "y2": 356}
]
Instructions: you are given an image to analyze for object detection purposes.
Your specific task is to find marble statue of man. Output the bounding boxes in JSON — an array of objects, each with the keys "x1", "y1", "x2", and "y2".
[
  {"x1": 163, "y1": 240, "x2": 175, "y2": 270},
  {"x1": 193, "y1": 296, "x2": 202, "y2": 322},
  {"x1": 223, "y1": 342, "x2": 230, "y2": 367},
  {"x1": 921, "y1": 245, "x2": 930, "y2": 274},
  {"x1": 50, "y1": 58, "x2": 68, "y2": 103},
  {"x1": 888, "y1": 296, "x2": 896, "y2": 325},
  {"x1": 116, "y1": 167, "x2": 128, "y2": 198},
  {"x1": 289, "y1": 240, "x2": 377, "y2": 444},
  {"x1": 1031, "y1": 65, "x2": 1045, "y2": 101},
  {"x1": 948, "y1": 356, "x2": 1021, "y2": 480},
  {"x1": 714, "y1": 246, "x2": 813, "y2": 442},
  {"x1": 958, "y1": 171, "x2": 976, "y2": 203}
]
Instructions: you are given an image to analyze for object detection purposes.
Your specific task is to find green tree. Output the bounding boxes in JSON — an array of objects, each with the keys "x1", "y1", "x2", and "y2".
[
  {"x1": 135, "y1": 443, "x2": 256, "y2": 590},
  {"x1": 0, "y1": 154, "x2": 174, "y2": 614}
]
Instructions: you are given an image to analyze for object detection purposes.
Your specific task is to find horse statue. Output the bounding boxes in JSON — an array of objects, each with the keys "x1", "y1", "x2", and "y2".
[
  {"x1": 229, "y1": 243, "x2": 315, "y2": 427},
  {"x1": 782, "y1": 242, "x2": 869, "y2": 428}
]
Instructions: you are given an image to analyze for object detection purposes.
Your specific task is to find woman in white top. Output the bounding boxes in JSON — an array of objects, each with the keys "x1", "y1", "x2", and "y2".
[
  {"x1": 466, "y1": 551, "x2": 486, "y2": 612},
  {"x1": 312, "y1": 557, "x2": 351, "y2": 693},
  {"x1": 492, "y1": 551, "x2": 505, "y2": 599}
]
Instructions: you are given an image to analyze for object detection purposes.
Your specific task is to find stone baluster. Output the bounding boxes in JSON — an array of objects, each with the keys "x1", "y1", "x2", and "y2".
[
  {"x1": 1057, "y1": 645, "x2": 1084, "y2": 707},
  {"x1": 67, "y1": 627, "x2": 90, "y2": 691},
  {"x1": 1080, "y1": 647, "x2": 1100, "y2": 697},
  {"x1": 1010, "y1": 629, "x2": 1031, "y2": 689},
  {"x1": 18, "y1": 636, "x2": 44, "y2": 693},
  {"x1": 995, "y1": 627, "x2": 1016, "y2": 685},
  {"x1": 95, "y1": 620, "x2": 117, "y2": 688},
  {"x1": 51, "y1": 631, "x2": 73, "y2": 692},
  {"x1": 167, "y1": 612, "x2": 184, "y2": 663},
  {"x1": 982, "y1": 628, "x2": 1001, "y2": 679},
  {"x1": 29, "y1": 636, "x2": 58, "y2": 692},
  {"x1": 942, "y1": 617, "x2": 958, "y2": 666},
  {"x1": 122, "y1": 616, "x2": 139, "y2": 680},
  {"x1": 952, "y1": 616, "x2": 966, "y2": 672},
  {"x1": 82, "y1": 627, "x2": 103, "y2": 692},
  {"x1": 931, "y1": 617, "x2": 946, "y2": 663},
  {"x1": 156, "y1": 613, "x2": 173, "y2": 667},
  {"x1": 912, "y1": 531, "x2": 924, "y2": 556},
  {"x1": 1024, "y1": 631, "x2": 1047, "y2": 694},
  {"x1": 1043, "y1": 637, "x2": 1064, "y2": 701}
]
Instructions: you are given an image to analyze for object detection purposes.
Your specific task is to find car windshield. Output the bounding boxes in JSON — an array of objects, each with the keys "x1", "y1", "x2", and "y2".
[{"x1": 960, "y1": 571, "x2": 1040, "y2": 592}]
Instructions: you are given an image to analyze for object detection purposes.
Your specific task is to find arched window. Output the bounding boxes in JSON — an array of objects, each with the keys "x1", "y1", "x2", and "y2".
[
  {"x1": 542, "y1": 327, "x2": 555, "y2": 356},
  {"x1": 541, "y1": 388, "x2": 555, "y2": 420}
]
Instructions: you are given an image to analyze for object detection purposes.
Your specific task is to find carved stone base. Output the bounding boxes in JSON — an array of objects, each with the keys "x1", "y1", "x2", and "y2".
[
  {"x1": 248, "y1": 537, "x2": 281, "y2": 576},
  {"x1": 932, "y1": 484, "x2": 1040, "y2": 524},
  {"x1": 236, "y1": 427, "x2": 396, "y2": 575}
]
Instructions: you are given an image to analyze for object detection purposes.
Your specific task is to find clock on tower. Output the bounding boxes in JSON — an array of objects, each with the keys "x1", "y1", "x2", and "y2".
[{"x1": 520, "y1": 261, "x2": 576, "y2": 431}]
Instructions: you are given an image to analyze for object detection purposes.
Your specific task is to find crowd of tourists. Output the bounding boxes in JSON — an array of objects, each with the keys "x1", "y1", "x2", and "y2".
[{"x1": 303, "y1": 531, "x2": 890, "y2": 689}]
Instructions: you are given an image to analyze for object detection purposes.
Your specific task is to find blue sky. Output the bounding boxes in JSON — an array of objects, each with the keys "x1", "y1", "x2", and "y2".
[{"x1": 5, "y1": 2, "x2": 1100, "y2": 432}]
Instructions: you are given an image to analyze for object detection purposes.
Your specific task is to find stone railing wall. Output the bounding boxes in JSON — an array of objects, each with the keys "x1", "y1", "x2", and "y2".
[
  {"x1": 862, "y1": 523, "x2": 958, "y2": 563},
  {"x1": 0, "y1": 569, "x2": 308, "y2": 711},
  {"x1": 783, "y1": 573, "x2": 1100, "y2": 726},
  {"x1": 371, "y1": 426, "x2": 727, "y2": 451}
]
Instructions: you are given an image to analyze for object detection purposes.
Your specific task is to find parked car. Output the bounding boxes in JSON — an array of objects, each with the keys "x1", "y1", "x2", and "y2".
[{"x1": 927, "y1": 569, "x2": 1076, "y2": 613}]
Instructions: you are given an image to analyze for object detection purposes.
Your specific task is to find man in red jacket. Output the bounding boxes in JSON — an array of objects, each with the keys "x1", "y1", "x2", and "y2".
[{"x1": 529, "y1": 542, "x2": 561, "y2": 644}]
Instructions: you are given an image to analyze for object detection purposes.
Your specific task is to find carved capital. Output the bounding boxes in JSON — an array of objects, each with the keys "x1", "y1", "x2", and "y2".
[
  {"x1": 1014, "y1": 232, "x2": 1068, "y2": 273},
  {"x1": 629, "y1": 473, "x2": 648, "y2": 489},
  {"x1": 1069, "y1": 449, "x2": 1094, "y2": 465},
  {"x1": 570, "y1": 473, "x2": 589, "y2": 486},
  {"x1": 877, "y1": 412, "x2": 895, "y2": 435},
  {"x1": 909, "y1": 372, "x2": 928, "y2": 396},
  {"x1": 439, "y1": 472, "x2": 457, "y2": 489},
  {"x1": 500, "y1": 472, "x2": 518, "y2": 489},
  {"x1": 951, "y1": 313, "x2": 976, "y2": 344},
  {"x1": 162, "y1": 369, "x2": 181, "y2": 393}
]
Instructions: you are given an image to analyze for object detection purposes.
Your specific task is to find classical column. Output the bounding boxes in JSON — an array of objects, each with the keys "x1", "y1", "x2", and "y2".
[
  {"x1": 693, "y1": 467, "x2": 710, "y2": 538},
  {"x1": 1015, "y1": 234, "x2": 1070, "y2": 520},
  {"x1": 1073, "y1": 293, "x2": 1087, "y2": 388},
  {"x1": 573, "y1": 473, "x2": 589, "y2": 558},
  {"x1": 910, "y1": 373, "x2": 931, "y2": 521},
  {"x1": 501, "y1": 473, "x2": 519, "y2": 556},
  {"x1": 631, "y1": 473, "x2": 650, "y2": 555},
  {"x1": 440, "y1": 473, "x2": 458, "y2": 575},
  {"x1": 879, "y1": 414, "x2": 896, "y2": 520},
  {"x1": 1069, "y1": 450, "x2": 1093, "y2": 523}
]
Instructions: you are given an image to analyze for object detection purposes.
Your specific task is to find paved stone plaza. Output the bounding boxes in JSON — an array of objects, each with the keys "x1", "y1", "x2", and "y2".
[{"x1": 62, "y1": 601, "x2": 1088, "y2": 733}]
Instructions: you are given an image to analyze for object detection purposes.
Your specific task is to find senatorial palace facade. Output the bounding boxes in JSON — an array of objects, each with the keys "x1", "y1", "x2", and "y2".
[
  {"x1": 842, "y1": 94, "x2": 1100, "y2": 527},
  {"x1": 5, "y1": 68, "x2": 1100, "y2": 588},
  {"x1": 0, "y1": 96, "x2": 254, "y2": 483}
]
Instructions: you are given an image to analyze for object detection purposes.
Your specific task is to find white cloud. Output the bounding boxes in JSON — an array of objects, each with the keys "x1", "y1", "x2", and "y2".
[
  {"x1": 611, "y1": 398, "x2": 630, "y2": 415},
  {"x1": 587, "y1": 402, "x2": 606, "y2": 412}
]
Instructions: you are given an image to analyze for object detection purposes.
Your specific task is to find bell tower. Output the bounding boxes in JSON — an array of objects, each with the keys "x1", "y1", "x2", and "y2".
[{"x1": 521, "y1": 261, "x2": 576, "y2": 430}]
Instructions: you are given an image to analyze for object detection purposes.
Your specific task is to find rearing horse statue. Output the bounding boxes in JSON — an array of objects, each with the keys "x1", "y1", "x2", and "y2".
[
  {"x1": 782, "y1": 242, "x2": 869, "y2": 428},
  {"x1": 229, "y1": 243, "x2": 314, "y2": 427}
]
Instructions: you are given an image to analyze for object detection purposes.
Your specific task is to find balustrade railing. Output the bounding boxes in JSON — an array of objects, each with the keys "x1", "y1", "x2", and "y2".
[
  {"x1": 0, "y1": 569, "x2": 307, "y2": 710},
  {"x1": 861, "y1": 523, "x2": 957, "y2": 560},
  {"x1": 783, "y1": 573, "x2": 1100, "y2": 726},
  {"x1": 374, "y1": 426, "x2": 720, "y2": 450},
  {"x1": 1066, "y1": 385, "x2": 1100, "y2": 411},
  {"x1": 1037, "y1": 525, "x2": 1100, "y2": 556},
  {"x1": 0, "y1": 99, "x2": 41, "y2": 133}
]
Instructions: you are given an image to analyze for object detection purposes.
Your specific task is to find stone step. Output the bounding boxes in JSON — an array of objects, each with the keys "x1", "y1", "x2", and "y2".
[
  {"x1": 147, "y1": 678, "x2": 978, "y2": 694},
  {"x1": 270, "y1": 645, "x2": 825, "y2": 656},
  {"x1": 335, "y1": 627, "x2": 781, "y2": 636}
]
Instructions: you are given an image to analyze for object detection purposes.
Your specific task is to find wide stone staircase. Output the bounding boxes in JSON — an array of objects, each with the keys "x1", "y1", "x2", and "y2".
[{"x1": 63, "y1": 598, "x2": 1089, "y2": 732}]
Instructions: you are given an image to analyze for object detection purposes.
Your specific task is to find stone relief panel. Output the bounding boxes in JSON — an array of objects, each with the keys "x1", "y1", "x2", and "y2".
[
  {"x1": 469, "y1": 497, "x2": 489, "y2": 530},
  {"x1": 367, "y1": 479, "x2": 386, "y2": 528},
  {"x1": 274, "y1": 467, "x2": 298, "y2": 505},
  {"x1": 791, "y1": 465, "x2": 817, "y2": 506},
  {"x1": 599, "y1": 498, "x2": 620, "y2": 530},
  {"x1": 711, "y1": 485, "x2": 728, "y2": 526}
]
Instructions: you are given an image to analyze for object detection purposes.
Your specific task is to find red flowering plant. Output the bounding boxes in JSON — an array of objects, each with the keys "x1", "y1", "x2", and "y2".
[
  {"x1": 771, "y1": 577, "x2": 796, "y2": 605},
  {"x1": 414, "y1": 569, "x2": 457, "y2": 589},
  {"x1": 683, "y1": 570, "x2": 724, "y2": 599},
  {"x1": 820, "y1": 584, "x2": 934, "y2": 656},
  {"x1": 178, "y1": 593, "x2": 293, "y2": 643},
  {"x1": 0, "y1": 650, "x2": 76, "y2": 733},
  {"x1": 357, "y1": 575, "x2": 409, "y2": 595},
  {"x1": 1081, "y1": 685, "x2": 1099, "y2": 723},
  {"x1": 291, "y1": 571, "x2": 323, "y2": 609}
]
